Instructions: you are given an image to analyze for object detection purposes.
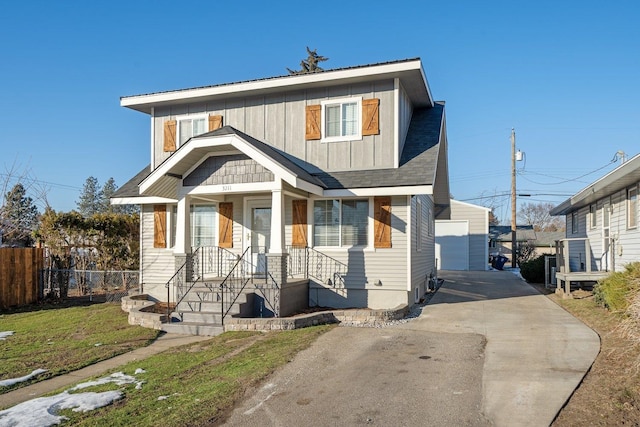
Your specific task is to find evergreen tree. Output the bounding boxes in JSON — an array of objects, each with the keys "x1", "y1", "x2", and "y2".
[
  {"x1": 1, "y1": 183, "x2": 39, "y2": 246},
  {"x1": 76, "y1": 176, "x2": 103, "y2": 217},
  {"x1": 101, "y1": 177, "x2": 118, "y2": 213}
]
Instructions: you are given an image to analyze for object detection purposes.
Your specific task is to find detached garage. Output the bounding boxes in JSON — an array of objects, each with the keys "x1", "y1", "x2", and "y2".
[{"x1": 435, "y1": 200, "x2": 489, "y2": 271}]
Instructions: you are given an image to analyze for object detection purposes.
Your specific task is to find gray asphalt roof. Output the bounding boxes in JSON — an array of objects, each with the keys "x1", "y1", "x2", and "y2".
[
  {"x1": 112, "y1": 103, "x2": 444, "y2": 199},
  {"x1": 120, "y1": 58, "x2": 421, "y2": 100}
]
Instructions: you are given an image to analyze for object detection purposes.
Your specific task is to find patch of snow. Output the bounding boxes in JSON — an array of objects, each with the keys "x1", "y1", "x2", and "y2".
[
  {"x1": 0, "y1": 369, "x2": 48, "y2": 387},
  {"x1": 0, "y1": 331, "x2": 14, "y2": 340},
  {"x1": 134, "y1": 368, "x2": 146, "y2": 374},
  {"x1": 157, "y1": 395, "x2": 169, "y2": 401},
  {"x1": 68, "y1": 372, "x2": 143, "y2": 392},
  {"x1": 0, "y1": 371, "x2": 143, "y2": 427},
  {"x1": 94, "y1": 343, "x2": 102, "y2": 347}
]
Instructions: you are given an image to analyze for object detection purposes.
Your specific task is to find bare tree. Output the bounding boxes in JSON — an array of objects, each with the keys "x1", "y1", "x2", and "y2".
[
  {"x1": 0, "y1": 160, "x2": 49, "y2": 246},
  {"x1": 517, "y1": 202, "x2": 565, "y2": 232}
]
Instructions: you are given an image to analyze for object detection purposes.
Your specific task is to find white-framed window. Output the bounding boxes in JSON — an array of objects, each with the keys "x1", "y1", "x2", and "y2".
[
  {"x1": 628, "y1": 186, "x2": 638, "y2": 229},
  {"x1": 191, "y1": 204, "x2": 217, "y2": 247},
  {"x1": 416, "y1": 199, "x2": 423, "y2": 252},
  {"x1": 589, "y1": 204, "x2": 597, "y2": 229},
  {"x1": 178, "y1": 115, "x2": 207, "y2": 147},
  {"x1": 321, "y1": 97, "x2": 362, "y2": 142},
  {"x1": 571, "y1": 212, "x2": 578, "y2": 234},
  {"x1": 313, "y1": 199, "x2": 368, "y2": 247}
]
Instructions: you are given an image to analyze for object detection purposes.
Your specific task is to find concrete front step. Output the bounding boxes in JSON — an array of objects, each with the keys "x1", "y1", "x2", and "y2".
[
  {"x1": 161, "y1": 322, "x2": 224, "y2": 336},
  {"x1": 176, "y1": 311, "x2": 224, "y2": 324}
]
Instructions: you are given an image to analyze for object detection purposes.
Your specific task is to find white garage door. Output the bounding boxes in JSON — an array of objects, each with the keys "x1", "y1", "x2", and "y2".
[{"x1": 435, "y1": 220, "x2": 469, "y2": 270}]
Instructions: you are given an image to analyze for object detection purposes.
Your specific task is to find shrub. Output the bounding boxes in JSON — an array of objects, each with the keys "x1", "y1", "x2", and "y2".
[
  {"x1": 594, "y1": 262, "x2": 640, "y2": 312},
  {"x1": 520, "y1": 254, "x2": 548, "y2": 284}
]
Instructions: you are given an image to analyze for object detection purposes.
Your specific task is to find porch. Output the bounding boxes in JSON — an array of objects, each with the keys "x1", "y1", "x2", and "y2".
[
  {"x1": 161, "y1": 245, "x2": 347, "y2": 335},
  {"x1": 555, "y1": 237, "x2": 613, "y2": 297}
]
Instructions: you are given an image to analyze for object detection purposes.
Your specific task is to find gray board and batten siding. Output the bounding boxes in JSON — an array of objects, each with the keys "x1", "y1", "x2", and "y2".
[{"x1": 152, "y1": 80, "x2": 404, "y2": 173}]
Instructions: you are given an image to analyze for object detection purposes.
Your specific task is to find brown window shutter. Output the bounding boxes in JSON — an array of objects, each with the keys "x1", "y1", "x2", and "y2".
[
  {"x1": 218, "y1": 202, "x2": 233, "y2": 248},
  {"x1": 374, "y1": 196, "x2": 391, "y2": 248},
  {"x1": 153, "y1": 205, "x2": 167, "y2": 248},
  {"x1": 292, "y1": 200, "x2": 308, "y2": 247},
  {"x1": 305, "y1": 104, "x2": 321, "y2": 140},
  {"x1": 208, "y1": 114, "x2": 223, "y2": 131},
  {"x1": 362, "y1": 98, "x2": 380, "y2": 136},
  {"x1": 163, "y1": 120, "x2": 177, "y2": 152}
]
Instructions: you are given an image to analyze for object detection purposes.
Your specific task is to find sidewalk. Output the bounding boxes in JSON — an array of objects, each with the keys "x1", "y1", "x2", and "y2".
[{"x1": 0, "y1": 333, "x2": 210, "y2": 409}]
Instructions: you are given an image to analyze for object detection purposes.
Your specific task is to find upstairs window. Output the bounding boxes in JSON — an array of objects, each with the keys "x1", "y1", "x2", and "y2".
[
  {"x1": 321, "y1": 98, "x2": 361, "y2": 142},
  {"x1": 306, "y1": 98, "x2": 379, "y2": 142},
  {"x1": 179, "y1": 117, "x2": 206, "y2": 146},
  {"x1": 163, "y1": 114, "x2": 223, "y2": 152}
]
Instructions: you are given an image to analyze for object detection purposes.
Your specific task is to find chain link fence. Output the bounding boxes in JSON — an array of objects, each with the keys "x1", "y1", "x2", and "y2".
[{"x1": 41, "y1": 269, "x2": 139, "y2": 302}]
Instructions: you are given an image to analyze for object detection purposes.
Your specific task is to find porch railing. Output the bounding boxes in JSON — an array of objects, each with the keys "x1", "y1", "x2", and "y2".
[
  {"x1": 165, "y1": 246, "x2": 280, "y2": 324},
  {"x1": 556, "y1": 237, "x2": 614, "y2": 274},
  {"x1": 286, "y1": 246, "x2": 347, "y2": 288}
]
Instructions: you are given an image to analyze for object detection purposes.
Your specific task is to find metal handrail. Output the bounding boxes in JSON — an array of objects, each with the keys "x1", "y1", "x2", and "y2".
[
  {"x1": 286, "y1": 246, "x2": 347, "y2": 287},
  {"x1": 164, "y1": 247, "x2": 201, "y2": 319}
]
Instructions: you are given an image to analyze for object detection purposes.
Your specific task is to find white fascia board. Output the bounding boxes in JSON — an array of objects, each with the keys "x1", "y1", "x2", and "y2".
[
  {"x1": 121, "y1": 60, "x2": 425, "y2": 110},
  {"x1": 450, "y1": 199, "x2": 491, "y2": 211},
  {"x1": 181, "y1": 181, "x2": 277, "y2": 197},
  {"x1": 139, "y1": 135, "x2": 237, "y2": 193},
  {"x1": 322, "y1": 185, "x2": 433, "y2": 198},
  {"x1": 111, "y1": 196, "x2": 176, "y2": 205}
]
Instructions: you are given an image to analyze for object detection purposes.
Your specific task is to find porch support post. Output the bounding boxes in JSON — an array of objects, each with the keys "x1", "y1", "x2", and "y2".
[
  {"x1": 270, "y1": 186, "x2": 285, "y2": 255},
  {"x1": 174, "y1": 196, "x2": 191, "y2": 255},
  {"x1": 174, "y1": 195, "x2": 193, "y2": 283},
  {"x1": 267, "y1": 184, "x2": 287, "y2": 317}
]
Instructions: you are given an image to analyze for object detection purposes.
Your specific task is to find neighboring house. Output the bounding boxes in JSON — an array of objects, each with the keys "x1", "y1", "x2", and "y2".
[
  {"x1": 550, "y1": 153, "x2": 640, "y2": 292},
  {"x1": 112, "y1": 58, "x2": 451, "y2": 316},
  {"x1": 435, "y1": 199, "x2": 489, "y2": 270},
  {"x1": 489, "y1": 225, "x2": 536, "y2": 260}
]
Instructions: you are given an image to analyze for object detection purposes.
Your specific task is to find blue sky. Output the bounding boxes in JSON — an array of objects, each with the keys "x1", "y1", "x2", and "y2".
[{"x1": 1, "y1": 0, "x2": 638, "y2": 223}]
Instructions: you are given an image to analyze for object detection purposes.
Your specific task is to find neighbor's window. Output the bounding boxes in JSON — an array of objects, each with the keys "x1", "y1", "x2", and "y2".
[
  {"x1": 191, "y1": 205, "x2": 216, "y2": 247},
  {"x1": 321, "y1": 98, "x2": 361, "y2": 142},
  {"x1": 589, "y1": 204, "x2": 597, "y2": 229},
  {"x1": 571, "y1": 212, "x2": 578, "y2": 234},
  {"x1": 178, "y1": 116, "x2": 207, "y2": 146},
  {"x1": 628, "y1": 186, "x2": 638, "y2": 229},
  {"x1": 313, "y1": 199, "x2": 368, "y2": 247}
]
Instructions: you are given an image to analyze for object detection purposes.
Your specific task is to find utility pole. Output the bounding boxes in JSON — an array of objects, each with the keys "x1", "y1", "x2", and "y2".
[{"x1": 511, "y1": 128, "x2": 517, "y2": 268}]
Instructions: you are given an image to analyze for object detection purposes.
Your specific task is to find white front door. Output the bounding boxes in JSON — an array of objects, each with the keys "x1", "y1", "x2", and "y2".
[{"x1": 246, "y1": 200, "x2": 271, "y2": 274}]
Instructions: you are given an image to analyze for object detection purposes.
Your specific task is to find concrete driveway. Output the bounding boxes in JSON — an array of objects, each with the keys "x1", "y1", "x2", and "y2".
[{"x1": 222, "y1": 270, "x2": 599, "y2": 426}]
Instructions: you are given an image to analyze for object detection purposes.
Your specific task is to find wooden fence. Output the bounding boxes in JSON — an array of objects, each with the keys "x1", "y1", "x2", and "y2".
[{"x1": 0, "y1": 248, "x2": 44, "y2": 309}]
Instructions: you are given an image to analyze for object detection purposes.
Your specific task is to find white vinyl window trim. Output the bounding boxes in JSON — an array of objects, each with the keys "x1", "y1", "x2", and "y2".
[
  {"x1": 313, "y1": 199, "x2": 369, "y2": 247},
  {"x1": 589, "y1": 204, "x2": 597, "y2": 229},
  {"x1": 628, "y1": 186, "x2": 638, "y2": 229},
  {"x1": 191, "y1": 204, "x2": 217, "y2": 248},
  {"x1": 320, "y1": 97, "x2": 362, "y2": 143},
  {"x1": 177, "y1": 114, "x2": 208, "y2": 147}
]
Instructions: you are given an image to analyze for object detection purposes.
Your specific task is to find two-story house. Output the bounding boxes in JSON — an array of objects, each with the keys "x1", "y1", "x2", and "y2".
[
  {"x1": 112, "y1": 58, "x2": 451, "y2": 323},
  {"x1": 550, "y1": 153, "x2": 640, "y2": 294}
]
